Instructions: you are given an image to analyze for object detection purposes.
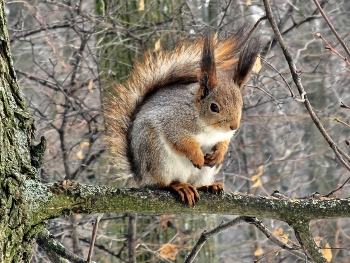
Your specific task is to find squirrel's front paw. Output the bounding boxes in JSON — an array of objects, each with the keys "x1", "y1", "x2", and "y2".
[
  {"x1": 190, "y1": 151, "x2": 204, "y2": 169},
  {"x1": 204, "y1": 146, "x2": 225, "y2": 167}
]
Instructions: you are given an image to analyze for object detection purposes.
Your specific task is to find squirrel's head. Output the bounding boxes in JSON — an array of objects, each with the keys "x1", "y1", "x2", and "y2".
[{"x1": 196, "y1": 35, "x2": 260, "y2": 132}]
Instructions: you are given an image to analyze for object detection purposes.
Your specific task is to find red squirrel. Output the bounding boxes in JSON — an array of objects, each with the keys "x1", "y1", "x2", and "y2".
[{"x1": 105, "y1": 29, "x2": 260, "y2": 205}]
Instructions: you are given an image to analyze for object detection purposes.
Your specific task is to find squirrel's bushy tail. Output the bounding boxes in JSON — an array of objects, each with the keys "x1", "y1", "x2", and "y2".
[{"x1": 105, "y1": 29, "x2": 256, "y2": 176}]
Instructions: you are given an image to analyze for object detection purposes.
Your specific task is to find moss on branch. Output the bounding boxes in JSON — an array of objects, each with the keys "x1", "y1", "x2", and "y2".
[{"x1": 28, "y1": 180, "x2": 350, "y2": 226}]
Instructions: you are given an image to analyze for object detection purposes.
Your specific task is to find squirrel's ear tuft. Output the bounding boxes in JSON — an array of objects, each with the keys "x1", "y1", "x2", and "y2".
[
  {"x1": 233, "y1": 38, "x2": 260, "y2": 88},
  {"x1": 198, "y1": 35, "x2": 217, "y2": 99}
]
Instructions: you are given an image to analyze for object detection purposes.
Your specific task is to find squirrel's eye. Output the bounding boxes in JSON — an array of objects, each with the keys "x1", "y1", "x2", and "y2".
[{"x1": 210, "y1": 103, "x2": 219, "y2": 113}]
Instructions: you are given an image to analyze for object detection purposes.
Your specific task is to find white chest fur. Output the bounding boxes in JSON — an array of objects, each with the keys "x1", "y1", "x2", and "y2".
[
  {"x1": 159, "y1": 128, "x2": 235, "y2": 187},
  {"x1": 196, "y1": 126, "x2": 235, "y2": 153}
]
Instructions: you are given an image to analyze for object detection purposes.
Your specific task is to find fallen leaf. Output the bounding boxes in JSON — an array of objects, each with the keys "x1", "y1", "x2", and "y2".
[
  {"x1": 273, "y1": 227, "x2": 283, "y2": 237},
  {"x1": 88, "y1": 79, "x2": 93, "y2": 93},
  {"x1": 160, "y1": 244, "x2": 178, "y2": 260},
  {"x1": 251, "y1": 165, "x2": 264, "y2": 181},
  {"x1": 252, "y1": 178, "x2": 262, "y2": 188},
  {"x1": 321, "y1": 243, "x2": 332, "y2": 262},
  {"x1": 139, "y1": 0, "x2": 144, "y2": 11},
  {"x1": 252, "y1": 56, "x2": 261, "y2": 73},
  {"x1": 80, "y1": 141, "x2": 90, "y2": 149},
  {"x1": 76, "y1": 150, "x2": 84, "y2": 160},
  {"x1": 254, "y1": 247, "x2": 263, "y2": 256}
]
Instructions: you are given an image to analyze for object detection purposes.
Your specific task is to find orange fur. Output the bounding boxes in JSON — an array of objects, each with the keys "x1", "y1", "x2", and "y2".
[
  {"x1": 105, "y1": 32, "x2": 250, "y2": 175},
  {"x1": 204, "y1": 139, "x2": 230, "y2": 167}
]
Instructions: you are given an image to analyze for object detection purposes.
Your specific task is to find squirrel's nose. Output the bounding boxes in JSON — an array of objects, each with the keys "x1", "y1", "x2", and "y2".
[{"x1": 229, "y1": 121, "x2": 239, "y2": 130}]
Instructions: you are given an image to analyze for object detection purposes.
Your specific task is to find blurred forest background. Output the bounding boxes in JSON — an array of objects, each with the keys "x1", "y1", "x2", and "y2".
[{"x1": 6, "y1": 0, "x2": 350, "y2": 262}]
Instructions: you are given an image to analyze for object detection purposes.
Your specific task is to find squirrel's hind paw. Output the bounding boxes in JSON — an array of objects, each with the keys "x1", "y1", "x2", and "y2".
[
  {"x1": 168, "y1": 182, "x2": 200, "y2": 206},
  {"x1": 197, "y1": 183, "x2": 225, "y2": 195}
]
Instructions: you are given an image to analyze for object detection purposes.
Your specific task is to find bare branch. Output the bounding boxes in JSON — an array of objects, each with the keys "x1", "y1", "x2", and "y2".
[
  {"x1": 262, "y1": 0, "x2": 350, "y2": 171},
  {"x1": 184, "y1": 217, "x2": 245, "y2": 263},
  {"x1": 292, "y1": 221, "x2": 327, "y2": 263},
  {"x1": 37, "y1": 229, "x2": 94, "y2": 263},
  {"x1": 312, "y1": 0, "x2": 350, "y2": 58}
]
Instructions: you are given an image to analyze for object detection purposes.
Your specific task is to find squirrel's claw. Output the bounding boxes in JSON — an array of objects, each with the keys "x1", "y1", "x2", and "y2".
[
  {"x1": 197, "y1": 183, "x2": 225, "y2": 195},
  {"x1": 190, "y1": 152, "x2": 204, "y2": 169},
  {"x1": 169, "y1": 182, "x2": 200, "y2": 206},
  {"x1": 204, "y1": 146, "x2": 225, "y2": 167}
]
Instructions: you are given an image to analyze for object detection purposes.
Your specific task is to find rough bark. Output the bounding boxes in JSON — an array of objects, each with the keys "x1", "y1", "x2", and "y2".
[
  {"x1": 0, "y1": 0, "x2": 46, "y2": 260},
  {"x1": 0, "y1": 0, "x2": 349, "y2": 262}
]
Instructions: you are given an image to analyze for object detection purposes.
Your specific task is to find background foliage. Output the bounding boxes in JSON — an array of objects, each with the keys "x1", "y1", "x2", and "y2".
[{"x1": 6, "y1": 0, "x2": 350, "y2": 262}]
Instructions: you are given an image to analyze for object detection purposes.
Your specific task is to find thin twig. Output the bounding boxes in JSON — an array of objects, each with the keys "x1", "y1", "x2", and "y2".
[
  {"x1": 243, "y1": 217, "x2": 307, "y2": 260},
  {"x1": 246, "y1": 16, "x2": 267, "y2": 41},
  {"x1": 259, "y1": 56, "x2": 305, "y2": 102},
  {"x1": 333, "y1": 117, "x2": 350, "y2": 129},
  {"x1": 218, "y1": 0, "x2": 233, "y2": 28},
  {"x1": 325, "y1": 176, "x2": 350, "y2": 197},
  {"x1": 128, "y1": 213, "x2": 137, "y2": 263},
  {"x1": 312, "y1": 0, "x2": 350, "y2": 58},
  {"x1": 87, "y1": 214, "x2": 104, "y2": 262},
  {"x1": 262, "y1": 0, "x2": 350, "y2": 170},
  {"x1": 185, "y1": 216, "x2": 307, "y2": 263},
  {"x1": 315, "y1": 33, "x2": 350, "y2": 67},
  {"x1": 184, "y1": 217, "x2": 245, "y2": 263},
  {"x1": 341, "y1": 101, "x2": 350, "y2": 110}
]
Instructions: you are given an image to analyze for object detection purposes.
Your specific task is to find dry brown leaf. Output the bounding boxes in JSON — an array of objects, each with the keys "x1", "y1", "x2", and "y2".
[
  {"x1": 252, "y1": 178, "x2": 262, "y2": 188},
  {"x1": 160, "y1": 244, "x2": 178, "y2": 260},
  {"x1": 254, "y1": 247, "x2": 263, "y2": 256},
  {"x1": 321, "y1": 242, "x2": 332, "y2": 262},
  {"x1": 88, "y1": 79, "x2": 93, "y2": 93},
  {"x1": 80, "y1": 141, "x2": 90, "y2": 149},
  {"x1": 314, "y1": 236, "x2": 323, "y2": 246},
  {"x1": 252, "y1": 56, "x2": 261, "y2": 73},
  {"x1": 139, "y1": 0, "x2": 145, "y2": 11},
  {"x1": 76, "y1": 150, "x2": 84, "y2": 160},
  {"x1": 273, "y1": 227, "x2": 283, "y2": 237},
  {"x1": 251, "y1": 165, "x2": 264, "y2": 181}
]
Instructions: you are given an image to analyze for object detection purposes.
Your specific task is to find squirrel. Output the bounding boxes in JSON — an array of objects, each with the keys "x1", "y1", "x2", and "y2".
[{"x1": 105, "y1": 28, "x2": 260, "y2": 206}]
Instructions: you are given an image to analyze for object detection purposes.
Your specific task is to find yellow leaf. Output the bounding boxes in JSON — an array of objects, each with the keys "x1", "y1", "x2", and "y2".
[
  {"x1": 252, "y1": 56, "x2": 261, "y2": 73},
  {"x1": 321, "y1": 243, "x2": 332, "y2": 262},
  {"x1": 251, "y1": 165, "x2": 264, "y2": 181},
  {"x1": 160, "y1": 244, "x2": 178, "y2": 260},
  {"x1": 252, "y1": 178, "x2": 262, "y2": 188},
  {"x1": 80, "y1": 141, "x2": 90, "y2": 149},
  {"x1": 273, "y1": 227, "x2": 283, "y2": 237},
  {"x1": 88, "y1": 79, "x2": 93, "y2": 93},
  {"x1": 154, "y1": 38, "x2": 161, "y2": 52},
  {"x1": 254, "y1": 247, "x2": 263, "y2": 256},
  {"x1": 246, "y1": 0, "x2": 251, "y2": 6},
  {"x1": 76, "y1": 150, "x2": 84, "y2": 160},
  {"x1": 139, "y1": 0, "x2": 145, "y2": 11},
  {"x1": 281, "y1": 233, "x2": 289, "y2": 243},
  {"x1": 314, "y1": 236, "x2": 322, "y2": 246}
]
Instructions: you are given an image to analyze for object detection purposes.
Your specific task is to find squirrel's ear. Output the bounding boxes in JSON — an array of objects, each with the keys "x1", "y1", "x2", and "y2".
[
  {"x1": 233, "y1": 38, "x2": 260, "y2": 88},
  {"x1": 197, "y1": 35, "x2": 217, "y2": 100}
]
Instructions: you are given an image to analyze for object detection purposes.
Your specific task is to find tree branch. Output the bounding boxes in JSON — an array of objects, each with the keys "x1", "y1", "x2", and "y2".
[
  {"x1": 262, "y1": 0, "x2": 350, "y2": 170},
  {"x1": 26, "y1": 179, "x2": 350, "y2": 226},
  {"x1": 37, "y1": 229, "x2": 95, "y2": 263},
  {"x1": 292, "y1": 221, "x2": 327, "y2": 263}
]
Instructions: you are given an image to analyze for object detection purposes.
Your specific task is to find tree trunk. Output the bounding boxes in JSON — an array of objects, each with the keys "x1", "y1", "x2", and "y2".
[{"x1": 0, "y1": 0, "x2": 46, "y2": 261}]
